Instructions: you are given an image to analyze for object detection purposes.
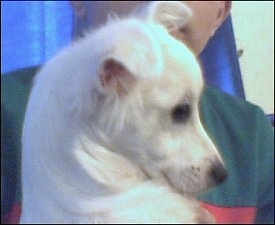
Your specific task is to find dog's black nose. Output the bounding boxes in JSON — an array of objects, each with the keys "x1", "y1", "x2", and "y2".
[{"x1": 209, "y1": 162, "x2": 228, "y2": 185}]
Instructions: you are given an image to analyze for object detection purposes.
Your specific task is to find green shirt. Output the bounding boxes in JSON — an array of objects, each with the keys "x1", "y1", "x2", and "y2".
[{"x1": 1, "y1": 66, "x2": 274, "y2": 223}]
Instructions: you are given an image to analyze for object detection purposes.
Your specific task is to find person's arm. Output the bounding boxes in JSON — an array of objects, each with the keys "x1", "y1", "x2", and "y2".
[
  {"x1": 254, "y1": 108, "x2": 274, "y2": 224},
  {"x1": 1, "y1": 66, "x2": 39, "y2": 223}
]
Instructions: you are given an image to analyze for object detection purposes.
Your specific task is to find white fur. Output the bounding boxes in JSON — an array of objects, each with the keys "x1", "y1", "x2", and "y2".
[{"x1": 21, "y1": 2, "x2": 224, "y2": 223}]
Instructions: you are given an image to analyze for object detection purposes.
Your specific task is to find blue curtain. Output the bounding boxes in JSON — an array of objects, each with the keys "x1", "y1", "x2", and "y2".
[
  {"x1": 199, "y1": 16, "x2": 245, "y2": 99},
  {"x1": 1, "y1": 1, "x2": 73, "y2": 74}
]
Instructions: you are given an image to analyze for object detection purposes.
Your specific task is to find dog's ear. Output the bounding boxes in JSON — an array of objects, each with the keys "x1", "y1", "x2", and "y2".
[
  {"x1": 97, "y1": 20, "x2": 163, "y2": 96},
  {"x1": 147, "y1": 1, "x2": 192, "y2": 32},
  {"x1": 99, "y1": 58, "x2": 136, "y2": 95}
]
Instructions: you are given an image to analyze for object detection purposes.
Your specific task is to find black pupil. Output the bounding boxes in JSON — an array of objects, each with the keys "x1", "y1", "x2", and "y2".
[{"x1": 172, "y1": 104, "x2": 190, "y2": 123}]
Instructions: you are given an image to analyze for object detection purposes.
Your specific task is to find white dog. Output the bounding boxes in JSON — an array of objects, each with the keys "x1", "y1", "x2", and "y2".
[{"x1": 21, "y1": 2, "x2": 227, "y2": 223}]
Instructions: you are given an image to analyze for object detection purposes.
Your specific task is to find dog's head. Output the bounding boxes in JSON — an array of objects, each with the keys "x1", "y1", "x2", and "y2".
[{"x1": 73, "y1": 2, "x2": 227, "y2": 196}]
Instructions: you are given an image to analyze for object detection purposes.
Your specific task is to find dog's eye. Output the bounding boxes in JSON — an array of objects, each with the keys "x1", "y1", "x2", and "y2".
[{"x1": 171, "y1": 104, "x2": 191, "y2": 123}]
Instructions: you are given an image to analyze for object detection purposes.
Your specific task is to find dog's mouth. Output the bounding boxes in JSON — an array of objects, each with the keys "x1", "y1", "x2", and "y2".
[
  {"x1": 160, "y1": 169, "x2": 208, "y2": 196},
  {"x1": 136, "y1": 161, "x2": 209, "y2": 196}
]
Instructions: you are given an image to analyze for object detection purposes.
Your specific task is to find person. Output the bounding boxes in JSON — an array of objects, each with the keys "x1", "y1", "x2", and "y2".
[{"x1": 1, "y1": 1, "x2": 273, "y2": 223}]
